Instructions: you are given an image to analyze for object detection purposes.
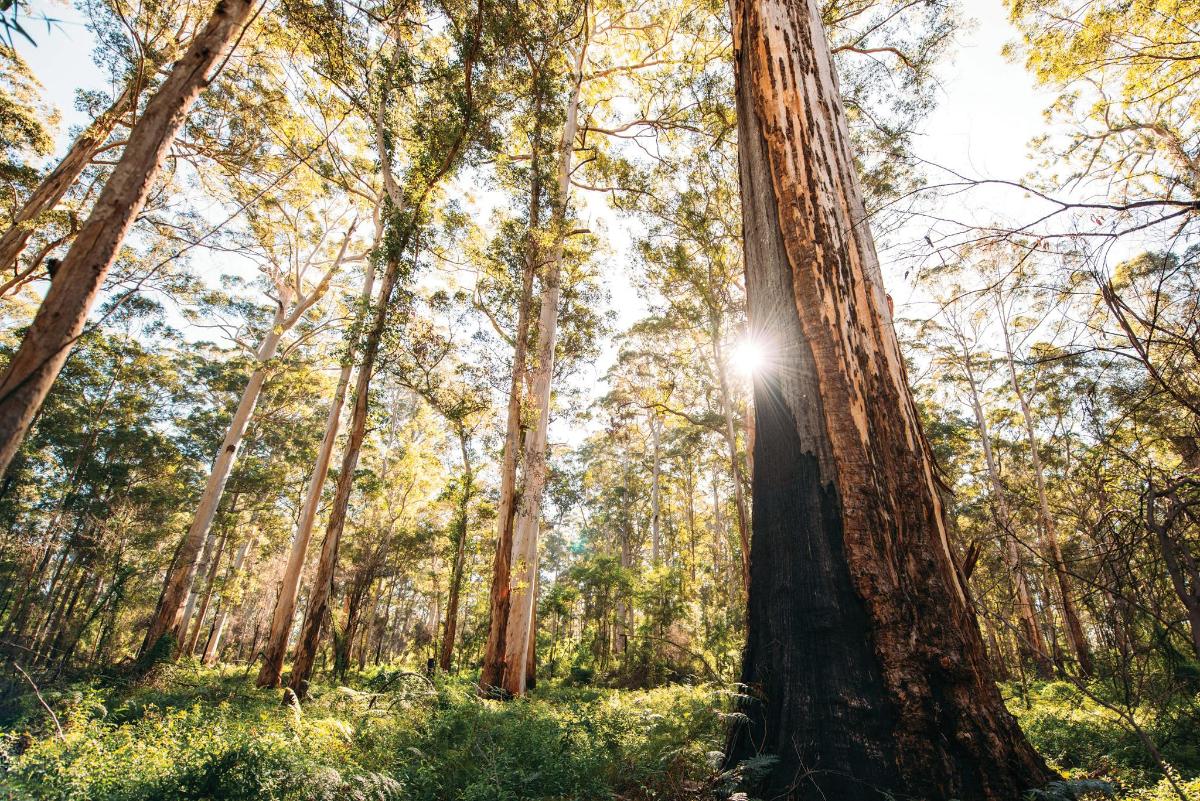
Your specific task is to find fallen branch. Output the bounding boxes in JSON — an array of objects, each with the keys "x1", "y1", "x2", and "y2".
[{"x1": 12, "y1": 662, "x2": 64, "y2": 740}]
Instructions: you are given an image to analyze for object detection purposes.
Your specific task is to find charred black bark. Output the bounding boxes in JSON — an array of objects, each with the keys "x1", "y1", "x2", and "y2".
[
  {"x1": 723, "y1": 0, "x2": 1056, "y2": 798},
  {"x1": 724, "y1": 56, "x2": 899, "y2": 799}
]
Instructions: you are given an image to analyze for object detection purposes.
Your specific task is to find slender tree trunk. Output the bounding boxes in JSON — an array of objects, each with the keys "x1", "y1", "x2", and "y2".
[
  {"x1": 712, "y1": 330, "x2": 751, "y2": 594},
  {"x1": 287, "y1": 195, "x2": 433, "y2": 696},
  {"x1": 256, "y1": 265, "x2": 375, "y2": 687},
  {"x1": 0, "y1": 0, "x2": 254, "y2": 480},
  {"x1": 480, "y1": 92, "x2": 543, "y2": 694},
  {"x1": 685, "y1": 462, "x2": 697, "y2": 585},
  {"x1": 203, "y1": 535, "x2": 251, "y2": 664},
  {"x1": 179, "y1": 531, "x2": 219, "y2": 654},
  {"x1": 615, "y1": 528, "x2": 632, "y2": 655},
  {"x1": 961, "y1": 352, "x2": 1052, "y2": 676},
  {"x1": 650, "y1": 413, "x2": 662, "y2": 565},
  {"x1": 999, "y1": 313, "x2": 1093, "y2": 676},
  {"x1": 439, "y1": 426, "x2": 473, "y2": 671},
  {"x1": 185, "y1": 532, "x2": 228, "y2": 655},
  {"x1": 723, "y1": 0, "x2": 1054, "y2": 796},
  {"x1": 499, "y1": 45, "x2": 585, "y2": 698},
  {"x1": 143, "y1": 319, "x2": 283, "y2": 656},
  {"x1": 0, "y1": 83, "x2": 134, "y2": 285}
]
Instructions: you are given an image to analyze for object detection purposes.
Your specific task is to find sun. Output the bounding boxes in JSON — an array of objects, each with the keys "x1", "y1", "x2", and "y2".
[{"x1": 730, "y1": 337, "x2": 768, "y2": 377}]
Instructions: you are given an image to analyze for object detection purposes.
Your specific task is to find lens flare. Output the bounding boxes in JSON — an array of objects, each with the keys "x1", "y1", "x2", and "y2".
[{"x1": 731, "y1": 338, "x2": 767, "y2": 377}]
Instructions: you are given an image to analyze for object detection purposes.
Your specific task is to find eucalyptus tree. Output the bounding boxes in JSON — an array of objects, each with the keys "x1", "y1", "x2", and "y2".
[
  {"x1": 141, "y1": 191, "x2": 365, "y2": 657},
  {"x1": 0, "y1": 0, "x2": 255, "y2": 480},
  {"x1": 285, "y1": 0, "x2": 499, "y2": 699},
  {"x1": 471, "y1": 0, "x2": 583, "y2": 697},
  {"x1": 629, "y1": 148, "x2": 753, "y2": 594},
  {"x1": 721, "y1": 0, "x2": 1053, "y2": 798},
  {"x1": 255, "y1": 242, "x2": 377, "y2": 687},
  {"x1": 482, "y1": 0, "x2": 718, "y2": 698},
  {"x1": 388, "y1": 297, "x2": 491, "y2": 672},
  {"x1": 0, "y1": 44, "x2": 56, "y2": 292},
  {"x1": 0, "y1": 307, "x2": 193, "y2": 663},
  {"x1": 988, "y1": 255, "x2": 1094, "y2": 676},
  {"x1": 914, "y1": 286, "x2": 1055, "y2": 677}
]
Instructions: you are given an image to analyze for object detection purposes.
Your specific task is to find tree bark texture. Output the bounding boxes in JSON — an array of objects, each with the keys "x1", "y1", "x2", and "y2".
[{"x1": 723, "y1": 0, "x2": 1055, "y2": 797}]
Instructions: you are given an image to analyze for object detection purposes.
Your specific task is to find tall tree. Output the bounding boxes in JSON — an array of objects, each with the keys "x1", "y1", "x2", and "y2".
[
  {"x1": 286, "y1": 0, "x2": 487, "y2": 698},
  {"x1": 256, "y1": 255, "x2": 377, "y2": 688},
  {"x1": 0, "y1": 0, "x2": 255, "y2": 480},
  {"x1": 141, "y1": 212, "x2": 358, "y2": 657},
  {"x1": 722, "y1": 0, "x2": 1055, "y2": 798}
]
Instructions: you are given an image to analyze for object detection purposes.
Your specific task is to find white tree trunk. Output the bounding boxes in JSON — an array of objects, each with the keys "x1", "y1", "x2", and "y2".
[
  {"x1": 142, "y1": 318, "x2": 283, "y2": 654},
  {"x1": 499, "y1": 60, "x2": 583, "y2": 696},
  {"x1": 202, "y1": 535, "x2": 252, "y2": 665},
  {"x1": 0, "y1": 83, "x2": 133, "y2": 290},
  {"x1": 256, "y1": 265, "x2": 375, "y2": 687}
]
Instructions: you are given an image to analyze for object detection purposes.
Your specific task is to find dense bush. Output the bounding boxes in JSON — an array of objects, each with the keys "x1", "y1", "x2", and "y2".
[
  {"x1": 1006, "y1": 681, "x2": 1200, "y2": 797},
  {"x1": 4, "y1": 667, "x2": 1200, "y2": 801},
  {"x1": 0, "y1": 665, "x2": 724, "y2": 801}
]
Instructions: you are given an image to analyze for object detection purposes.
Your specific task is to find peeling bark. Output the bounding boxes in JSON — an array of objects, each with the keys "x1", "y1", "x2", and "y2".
[{"x1": 723, "y1": 0, "x2": 1055, "y2": 797}]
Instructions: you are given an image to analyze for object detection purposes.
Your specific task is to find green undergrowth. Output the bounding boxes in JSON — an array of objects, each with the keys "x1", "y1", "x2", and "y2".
[
  {"x1": 1004, "y1": 681, "x2": 1200, "y2": 800},
  {"x1": 0, "y1": 663, "x2": 726, "y2": 801},
  {"x1": 3, "y1": 667, "x2": 1199, "y2": 800}
]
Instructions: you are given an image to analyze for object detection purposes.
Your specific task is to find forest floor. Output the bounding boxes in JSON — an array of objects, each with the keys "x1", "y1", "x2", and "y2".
[{"x1": 1, "y1": 662, "x2": 1197, "y2": 801}]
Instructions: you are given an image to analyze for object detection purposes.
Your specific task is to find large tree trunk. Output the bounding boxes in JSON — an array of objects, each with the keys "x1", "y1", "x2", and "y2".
[
  {"x1": 0, "y1": 0, "x2": 254, "y2": 480},
  {"x1": 142, "y1": 318, "x2": 283, "y2": 657},
  {"x1": 723, "y1": 0, "x2": 1055, "y2": 797},
  {"x1": 0, "y1": 83, "x2": 133, "y2": 287},
  {"x1": 961, "y1": 351, "x2": 1052, "y2": 676},
  {"x1": 257, "y1": 265, "x2": 375, "y2": 688},
  {"x1": 999, "y1": 314, "x2": 1093, "y2": 676}
]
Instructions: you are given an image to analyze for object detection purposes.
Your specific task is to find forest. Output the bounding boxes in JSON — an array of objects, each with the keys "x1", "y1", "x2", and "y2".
[{"x1": 0, "y1": 0, "x2": 1197, "y2": 798}]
